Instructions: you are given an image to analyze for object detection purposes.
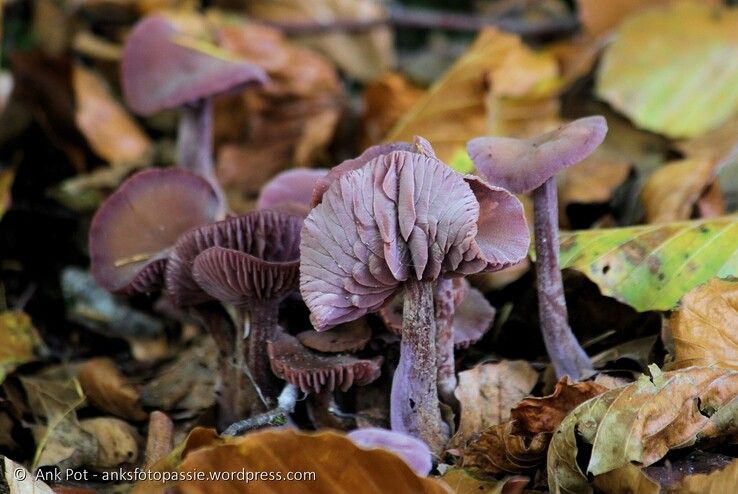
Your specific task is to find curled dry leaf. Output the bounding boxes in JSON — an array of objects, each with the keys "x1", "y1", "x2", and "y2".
[
  {"x1": 78, "y1": 357, "x2": 148, "y2": 421},
  {"x1": 547, "y1": 365, "x2": 738, "y2": 494},
  {"x1": 361, "y1": 72, "x2": 423, "y2": 148},
  {"x1": 439, "y1": 468, "x2": 529, "y2": 494},
  {"x1": 596, "y1": 2, "x2": 738, "y2": 138},
  {"x1": 132, "y1": 428, "x2": 451, "y2": 493},
  {"x1": 449, "y1": 361, "x2": 537, "y2": 449},
  {"x1": 559, "y1": 214, "x2": 738, "y2": 312},
  {"x1": 641, "y1": 158, "x2": 718, "y2": 223},
  {"x1": 72, "y1": 64, "x2": 152, "y2": 165},
  {"x1": 1, "y1": 456, "x2": 54, "y2": 493},
  {"x1": 559, "y1": 152, "x2": 632, "y2": 209},
  {"x1": 245, "y1": 0, "x2": 394, "y2": 81},
  {"x1": 669, "y1": 278, "x2": 738, "y2": 369},
  {"x1": 462, "y1": 377, "x2": 607, "y2": 475},
  {"x1": 0, "y1": 311, "x2": 43, "y2": 385}
]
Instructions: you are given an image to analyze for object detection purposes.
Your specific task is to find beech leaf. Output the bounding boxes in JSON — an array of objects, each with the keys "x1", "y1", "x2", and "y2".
[
  {"x1": 559, "y1": 215, "x2": 738, "y2": 311},
  {"x1": 0, "y1": 311, "x2": 43, "y2": 385},
  {"x1": 669, "y1": 278, "x2": 738, "y2": 369},
  {"x1": 596, "y1": 2, "x2": 738, "y2": 138},
  {"x1": 547, "y1": 366, "x2": 738, "y2": 494}
]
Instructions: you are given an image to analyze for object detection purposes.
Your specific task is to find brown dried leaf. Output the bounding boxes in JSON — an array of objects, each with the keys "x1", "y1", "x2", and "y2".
[
  {"x1": 439, "y1": 468, "x2": 529, "y2": 494},
  {"x1": 0, "y1": 311, "x2": 43, "y2": 385},
  {"x1": 132, "y1": 428, "x2": 451, "y2": 493},
  {"x1": 361, "y1": 72, "x2": 423, "y2": 148},
  {"x1": 72, "y1": 64, "x2": 152, "y2": 165},
  {"x1": 670, "y1": 278, "x2": 738, "y2": 369},
  {"x1": 641, "y1": 158, "x2": 717, "y2": 223},
  {"x1": 559, "y1": 152, "x2": 631, "y2": 208},
  {"x1": 548, "y1": 365, "x2": 738, "y2": 493},
  {"x1": 450, "y1": 361, "x2": 537, "y2": 449},
  {"x1": 78, "y1": 357, "x2": 148, "y2": 421},
  {"x1": 245, "y1": 0, "x2": 394, "y2": 81}
]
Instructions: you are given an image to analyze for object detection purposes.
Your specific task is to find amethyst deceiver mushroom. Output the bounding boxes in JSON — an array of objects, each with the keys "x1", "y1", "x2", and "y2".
[
  {"x1": 89, "y1": 168, "x2": 223, "y2": 295},
  {"x1": 467, "y1": 116, "x2": 607, "y2": 380},
  {"x1": 347, "y1": 428, "x2": 433, "y2": 477},
  {"x1": 300, "y1": 139, "x2": 529, "y2": 454},
  {"x1": 166, "y1": 210, "x2": 302, "y2": 415},
  {"x1": 257, "y1": 168, "x2": 329, "y2": 218},
  {"x1": 121, "y1": 15, "x2": 268, "y2": 204}
]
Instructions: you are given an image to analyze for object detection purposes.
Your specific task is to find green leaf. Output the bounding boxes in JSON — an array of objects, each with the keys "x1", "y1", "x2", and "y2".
[
  {"x1": 596, "y1": 2, "x2": 738, "y2": 138},
  {"x1": 559, "y1": 215, "x2": 738, "y2": 311},
  {"x1": 449, "y1": 148, "x2": 475, "y2": 174}
]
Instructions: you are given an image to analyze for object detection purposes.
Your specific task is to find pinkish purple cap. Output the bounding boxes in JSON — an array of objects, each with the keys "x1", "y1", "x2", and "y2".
[
  {"x1": 257, "y1": 168, "x2": 328, "y2": 218},
  {"x1": 89, "y1": 168, "x2": 222, "y2": 295},
  {"x1": 121, "y1": 15, "x2": 268, "y2": 116},
  {"x1": 467, "y1": 116, "x2": 608, "y2": 194}
]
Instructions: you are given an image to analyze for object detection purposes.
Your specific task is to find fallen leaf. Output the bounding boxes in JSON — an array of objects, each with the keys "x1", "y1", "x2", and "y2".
[
  {"x1": 439, "y1": 468, "x2": 529, "y2": 494},
  {"x1": 246, "y1": 0, "x2": 394, "y2": 81},
  {"x1": 361, "y1": 72, "x2": 423, "y2": 149},
  {"x1": 667, "y1": 456, "x2": 738, "y2": 493},
  {"x1": 596, "y1": 2, "x2": 738, "y2": 138},
  {"x1": 462, "y1": 378, "x2": 606, "y2": 475},
  {"x1": 20, "y1": 369, "x2": 97, "y2": 470},
  {"x1": 78, "y1": 357, "x2": 148, "y2": 421},
  {"x1": 80, "y1": 416, "x2": 140, "y2": 468},
  {"x1": 559, "y1": 152, "x2": 631, "y2": 209},
  {"x1": 450, "y1": 361, "x2": 537, "y2": 448},
  {"x1": 675, "y1": 115, "x2": 738, "y2": 163},
  {"x1": 0, "y1": 166, "x2": 15, "y2": 220},
  {"x1": 559, "y1": 214, "x2": 738, "y2": 312},
  {"x1": 0, "y1": 456, "x2": 54, "y2": 493},
  {"x1": 72, "y1": 64, "x2": 153, "y2": 165},
  {"x1": 576, "y1": 0, "x2": 721, "y2": 36},
  {"x1": 0, "y1": 311, "x2": 43, "y2": 385},
  {"x1": 547, "y1": 365, "x2": 738, "y2": 493},
  {"x1": 641, "y1": 158, "x2": 717, "y2": 223},
  {"x1": 669, "y1": 278, "x2": 738, "y2": 369},
  {"x1": 132, "y1": 428, "x2": 450, "y2": 493}
]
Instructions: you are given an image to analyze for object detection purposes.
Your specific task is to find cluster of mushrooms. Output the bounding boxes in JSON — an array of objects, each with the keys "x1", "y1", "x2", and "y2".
[{"x1": 90, "y1": 14, "x2": 608, "y2": 458}]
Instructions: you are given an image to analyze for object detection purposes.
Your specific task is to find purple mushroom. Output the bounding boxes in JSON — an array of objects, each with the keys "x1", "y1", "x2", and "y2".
[
  {"x1": 347, "y1": 427, "x2": 433, "y2": 477},
  {"x1": 300, "y1": 138, "x2": 529, "y2": 454},
  {"x1": 89, "y1": 168, "x2": 223, "y2": 296},
  {"x1": 257, "y1": 168, "x2": 329, "y2": 218},
  {"x1": 121, "y1": 15, "x2": 268, "y2": 206},
  {"x1": 467, "y1": 116, "x2": 607, "y2": 380},
  {"x1": 166, "y1": 210, "x2": 302, "y2": 421}
]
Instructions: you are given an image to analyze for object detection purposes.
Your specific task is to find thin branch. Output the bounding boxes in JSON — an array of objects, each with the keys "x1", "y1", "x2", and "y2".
[
  {"x1": 258, "y1": 4, "x2": 578, "y2": 38},
  {"x1": 221, "y1": 384, "x2": 299, "y2": 436}
]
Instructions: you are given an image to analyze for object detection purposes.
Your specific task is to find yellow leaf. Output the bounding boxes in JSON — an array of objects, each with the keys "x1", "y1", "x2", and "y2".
[
  {"x1": 0, "y1": 311, "x2": 43, "y2": 384},
  {"x1": 640, "y1": 158, "x2": 717, "y2": 223}
]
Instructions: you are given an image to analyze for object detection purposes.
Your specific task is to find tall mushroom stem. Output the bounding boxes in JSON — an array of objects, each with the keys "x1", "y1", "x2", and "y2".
[
  {"x1": 532, "y1": 178, "x2": 592, "y2": 380},
  {"x1": 391, "y1": 278, "x2": 449, "y2": 455},
  {"x1": 434, "y1": 278, "x2": 457, "y2": 406},
  {"x1": 177, "y1": 99, "x2": 226, "y2": 209},
  {"x1": 242, "y1": 302, "x2": 281, "y2": 406}
]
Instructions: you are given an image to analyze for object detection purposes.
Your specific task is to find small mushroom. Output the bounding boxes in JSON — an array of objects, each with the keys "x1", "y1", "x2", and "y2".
[
  {"x1": 257, "y1": 168, "x2": 328, "y2": 218},
  {"x1": 467, "y1": 116, "x2": 607, "y2": 380},
  {"x1": 166, "y1": 210, "x2": 302, "y2": 412},
  {"x1": 296, "y1": 319, "x2": 372, "y2": 354},
  {"x1": 89, "y1": 168, "x2": 222, "y2": 295},
  {"x1": 347, "y1": 427, "x2": 432, "y2": 477},
  {"x1": 121, "y1": 15, "x2": 268, "y2": 205},
  {"x1": 301, "y1": 139, "x2": 529, "y2": 454},
  {"x1": 267, "y1": 334, "x2": 382, "y2": 394}
]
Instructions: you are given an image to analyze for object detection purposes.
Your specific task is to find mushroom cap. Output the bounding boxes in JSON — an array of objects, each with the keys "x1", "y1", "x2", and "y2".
[
  {"x1": 301, "y1": 144, "x2": 529, "y2": 330},
  {"x1": 121, "y1": 15, "x2": 268, "y2": 116},
  {"x1": 89, "y1": 168, "x2": 222, "y2": 295},
  {"x1": 467, "y1": 116, "x2": 608, "y2": 194},
  {"x1": 166, "y1": 210, "x2": 301, "y2": 306},
  {"x1": 347, "y1": 428, "x2": 432, "y2": 477},
  {"x1": 267, "y1": 334, "x2": 382, "y2": 394},
  {"x1": 256, "y1": 168, "x2": 328, "y2": 218},
  {"x1": 310, "y1": 137, "x2": 436, "y2": 207},
  {"x1": 296, "y1": 319, "x2": 372, "y2": 353}
]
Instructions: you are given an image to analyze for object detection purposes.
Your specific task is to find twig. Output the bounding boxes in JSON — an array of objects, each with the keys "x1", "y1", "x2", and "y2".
[
  {"x1": 144, "y1": 411, "x2": 174, "y2": 468},
  {"x1": 221, "y1": 384, "x2": 298, "y2": 436},
  {"x1": 259, "y1": 4, "x2": 578, "y2": 38}
]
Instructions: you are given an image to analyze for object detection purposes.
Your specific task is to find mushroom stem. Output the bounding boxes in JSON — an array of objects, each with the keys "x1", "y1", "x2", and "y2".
[
  {"x1": 391, "y1": 278, "x2": 449, "y2": 455},
  {"x1": 532, "y1": 177, "x2": 592, "y2": 380},
  {"x1": 434, "y1": 278, "x2": 457, "y2": 406},
  {"x1": 242, "y1": 302, "x2": 281, "y2": 405},
  {"x1": 177, "y1": 99, "x2": 226, "y2": 208}
]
